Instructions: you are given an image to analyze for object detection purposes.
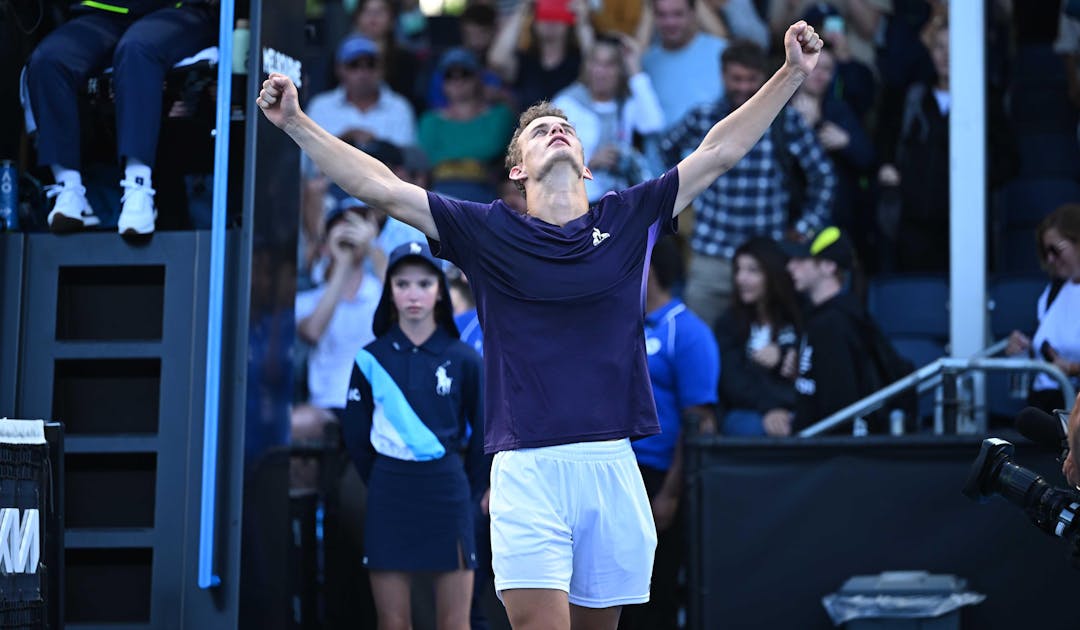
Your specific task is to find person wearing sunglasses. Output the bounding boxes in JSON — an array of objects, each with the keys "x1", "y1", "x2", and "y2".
[
  {"x1": 305, "y1": 34, "x2": 417, "y2": 152},
  {"x1": 418, "y1": 48, "x2": 515, "y2": 203},
  {"x1": 1005, "y1": 203, "x2": 1080, "y2": 412}
]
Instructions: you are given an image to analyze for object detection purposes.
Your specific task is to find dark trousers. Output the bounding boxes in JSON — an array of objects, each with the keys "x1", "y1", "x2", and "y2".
[
  {"x1": 26, "y1": 5, "x2": 216, "y2": 170},
  {"x1": 618, "y1": 464, "x2": 684, "y2": 630}
]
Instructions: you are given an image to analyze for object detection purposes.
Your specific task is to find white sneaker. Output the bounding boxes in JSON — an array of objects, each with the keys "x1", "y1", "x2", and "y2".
[
  {"x1": 118, "y1": 177, "x2": 157, "y2": 236},
  {"x1": 45, "y1": 182, "x2": 101, "y2": 233}
]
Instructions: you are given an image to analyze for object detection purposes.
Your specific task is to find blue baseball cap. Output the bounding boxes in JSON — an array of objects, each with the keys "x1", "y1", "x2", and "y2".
[
  {"x1": 437, "y1": 48, "x2": 480, "y2": 76},
  {"x1": 336, "y1": 34, "x2": 379, "y2": 64}
]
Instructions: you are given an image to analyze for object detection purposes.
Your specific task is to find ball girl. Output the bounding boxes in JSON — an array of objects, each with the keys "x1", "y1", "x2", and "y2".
[{"x1": 341, "y1": 241, "x2": 486, "y2": 630}]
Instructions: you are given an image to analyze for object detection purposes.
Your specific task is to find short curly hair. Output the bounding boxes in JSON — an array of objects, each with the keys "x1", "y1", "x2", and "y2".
[{"x1": 504, "y1": 101, "x2": 571, "y2": 195}]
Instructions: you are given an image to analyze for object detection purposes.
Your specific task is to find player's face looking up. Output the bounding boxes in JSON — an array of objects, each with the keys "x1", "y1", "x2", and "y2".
[{"x1": 514, "y1": 116, "x2": 587, "y2": 182}]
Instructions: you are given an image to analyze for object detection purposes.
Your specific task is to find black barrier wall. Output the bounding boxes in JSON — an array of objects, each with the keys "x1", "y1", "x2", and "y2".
[{"x1": 686, "y1": 435, "x2": 1080, "y2": 630}]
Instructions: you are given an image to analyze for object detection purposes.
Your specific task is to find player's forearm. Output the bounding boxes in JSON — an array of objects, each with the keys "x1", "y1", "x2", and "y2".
[
  {"x1": 283, "y1": 112, "x2": 400, "y2": 209},
  {"x1": 698, "y1": 64, "x2": 805, "y2": 167}
]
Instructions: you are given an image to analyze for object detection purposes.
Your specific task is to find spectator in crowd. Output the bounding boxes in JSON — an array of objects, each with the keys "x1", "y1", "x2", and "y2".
[
  {"x1": 876, "y1": 16, "x2": 948, "y2": 272},
  {"x1": 426, "y1": 5, "x2": 511, "y2": 110},
  {"x1": 340, "y1": 241, "x2": 486, "y2": 630},
  {"x1": 697, "y1": 0, "x2": 770, "y2": 51},
  {"x1": 300, "y1": 142, "x2": 421, "y2": 286},
  {"x1": 620, "y1": 236, "x2": 719, "y2": 630},
  {"x1": 877, "y1": 16, "x2": 1013, "y2": 273},
  {"x1": 419, "y1": 48, "x2": 516, "y2": 202},
  {"x1": 660, "y1": 40, "x2": 835, "y2": 327},
  {"x1": 790, "y1": 47, "x2": 875, "y2": 252},
  {"x1": 488, "y1": 0, "x2": 595, "y2": 111},
  {"x1": 642, "y1": 0, "x2": 728, "y2": 135},
  {"x1": 770, "y1": 0, "x2": 891, "y2": 71},
  {"x1": 552, "y1": 33, "x2": 664, "y2": 201},
  {"x1": 351, "y1": 0, "x2": 424, "y2": 112},
  {"x1": 305, "y1": 34, "x2": 417, "y2": 151},
  {"x1": 784, "y1": 227, "x2": 877, "y2": 434},
  {"x1": 450, "y1": 273, "x2": 485, "y2": 356},
  {"x1": 1005, "y1": 204, "x2": 1080, "y2": 413},
  {"x1": 292, "y1": 203, "x2": 382, "y2": 456},
  {"x1": 801, "y1": 2, "x2": 876, "y2": 121},
  {"x1": 26, "y1": 0, "x2": 217, "y2": 235},
  {"x1": 714, "y1": 237, "x2": 801, "y2": 436}
]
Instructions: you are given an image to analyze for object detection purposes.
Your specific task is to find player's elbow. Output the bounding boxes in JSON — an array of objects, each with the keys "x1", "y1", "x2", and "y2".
[{"x1": 703, "y1": 141, "x2": 741, "y2": 175}]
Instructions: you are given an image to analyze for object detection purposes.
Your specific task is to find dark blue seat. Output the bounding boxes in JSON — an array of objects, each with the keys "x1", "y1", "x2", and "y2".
[
  {"x1": 999, "y1": 226, "x2": 1044, "y2": 273},
  {"x1": 1016, "y1": 132, "x2": 1080, "y2": 180},
  {"x1": 867, "y1": 274, "x2": 949, "y2": 339},
  {"x1": 988, "y1": 273, "x2": 1046, "y2": 338},
  {"x1": 1003, "y1": 178, "x2": 1080, "y2": 230}
]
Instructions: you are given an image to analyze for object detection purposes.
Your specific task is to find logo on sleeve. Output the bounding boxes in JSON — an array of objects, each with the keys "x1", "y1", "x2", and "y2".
[
  {"x1": 435, "y1": 362, "x2": 453, "y2": 396},
  {"x1": 592, "y1": 227, "x2": 610, "y2": 246}
]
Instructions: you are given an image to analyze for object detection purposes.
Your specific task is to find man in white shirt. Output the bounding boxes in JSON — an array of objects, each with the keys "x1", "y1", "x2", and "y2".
[{"x1": 304, "y1": 34, "x2": 416, "y2": 151}]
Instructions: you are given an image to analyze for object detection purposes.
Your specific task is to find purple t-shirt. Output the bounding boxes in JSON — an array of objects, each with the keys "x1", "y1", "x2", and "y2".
[{"x1": 427, "y1": 169, "x2": 680, "y2": 453}]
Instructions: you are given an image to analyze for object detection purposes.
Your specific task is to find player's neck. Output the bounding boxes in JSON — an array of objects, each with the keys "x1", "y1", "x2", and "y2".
[{"x1": 525, "y1": 166, "x2": 590, "y2": 226}]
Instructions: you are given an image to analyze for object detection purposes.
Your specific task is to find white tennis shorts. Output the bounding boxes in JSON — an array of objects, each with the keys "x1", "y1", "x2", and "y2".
[{"x1": 489, "y1": 438, "x2": 658, "y2": 608}]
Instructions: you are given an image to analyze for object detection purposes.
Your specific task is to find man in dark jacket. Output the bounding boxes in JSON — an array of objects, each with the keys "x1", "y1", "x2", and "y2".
[
  {"x1": 783, "y1": 227, "x2": 877, "y2": 434},
  {"x1": 25, "y1": 0, "x2": 217, "y2": 236}
]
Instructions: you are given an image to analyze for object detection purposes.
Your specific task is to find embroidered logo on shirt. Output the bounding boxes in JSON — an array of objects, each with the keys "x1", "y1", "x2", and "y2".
[
  {"x1": 435, "y1": 362, "x2": 453, "y2": 396},
  {"x1": 347, "y1": 387, "x2": 362, "y2": 402},
  {"x1": 592, "y1": 227, "x2": 610, "y2": 246},
  {"x1": 409, "y1": 242, "x2": 423, "y2": 254},
  {"x1": 645, "y1": 337, "x2": 662, "y2": 356}
]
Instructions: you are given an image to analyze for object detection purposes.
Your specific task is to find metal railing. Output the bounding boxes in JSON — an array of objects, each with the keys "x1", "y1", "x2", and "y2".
[{"x1": 798, "y1": 345, "x2": 1076, "y2": 437}]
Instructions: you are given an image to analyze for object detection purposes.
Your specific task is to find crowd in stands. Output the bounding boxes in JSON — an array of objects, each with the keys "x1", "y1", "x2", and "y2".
[{"x1": 7, "y1": 0, "x2": 1080, "y2": 626}]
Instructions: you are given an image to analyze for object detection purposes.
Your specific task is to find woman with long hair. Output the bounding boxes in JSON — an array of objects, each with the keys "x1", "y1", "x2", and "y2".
[
  {"x1": 551, "y1": 32, "x2": 664, "y2": 202},
  {"x1": 1005, "y1": 204, "x2": 1080, "y2": 413},
  {"x1": 341, "y1": 241, "x2": 486, "y2": 630},
  {"x1": 715, "y1": 237, "x2": 803, "y2": 436}
]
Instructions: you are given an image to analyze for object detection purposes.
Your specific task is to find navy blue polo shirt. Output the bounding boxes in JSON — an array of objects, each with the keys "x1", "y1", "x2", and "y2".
[
  {"x1": 427, "y1": 169, "x2": 680, "y2": 453},
  {"x1": 340, "y1": 325, "x2": 486, "y2": 496},
  {"x1": 633, "y1": 299, "x2": 720, "y2": 471}
]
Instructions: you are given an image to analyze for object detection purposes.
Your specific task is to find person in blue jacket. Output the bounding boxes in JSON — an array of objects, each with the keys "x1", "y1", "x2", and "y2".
[{"x1": 341, "y1": 240, "x2": 486, "y2": 630}]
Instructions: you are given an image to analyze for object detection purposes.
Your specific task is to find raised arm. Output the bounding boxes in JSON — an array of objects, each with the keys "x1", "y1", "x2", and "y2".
[
  {"x1": 488, "y1": 1, "x2": 530, "y2": 84},
  {"x1": 257, "y1": 74, "x2": 437, "y2": 239},
  {"x1": 671, "y1": 21, "x2": 822, "y2": 216}
]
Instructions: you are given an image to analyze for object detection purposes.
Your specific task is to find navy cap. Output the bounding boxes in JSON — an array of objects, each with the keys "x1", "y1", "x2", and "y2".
[
  {"x1": 781, "y1": 226, "x2": 854, "y2": 269},
  {"x1": 386, "y1": 241, "x2": 441, "y2": 274},
  {"x1": 336, "y1": 34, "x2": 379, "y2": 64},
  {"x1": 437, "y1": 48, "x2": 480, "y2": 76}
]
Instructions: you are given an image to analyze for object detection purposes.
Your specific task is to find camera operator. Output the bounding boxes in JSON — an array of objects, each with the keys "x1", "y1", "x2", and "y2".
[{"x1": 1064, "y1": 392, "x2": 1080, "y2": 488}]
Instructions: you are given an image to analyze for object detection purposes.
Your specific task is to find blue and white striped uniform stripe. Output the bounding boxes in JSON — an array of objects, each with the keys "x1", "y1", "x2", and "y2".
[{"x1": 354, "y1": 349, "x2": 446, "y2": 461}]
